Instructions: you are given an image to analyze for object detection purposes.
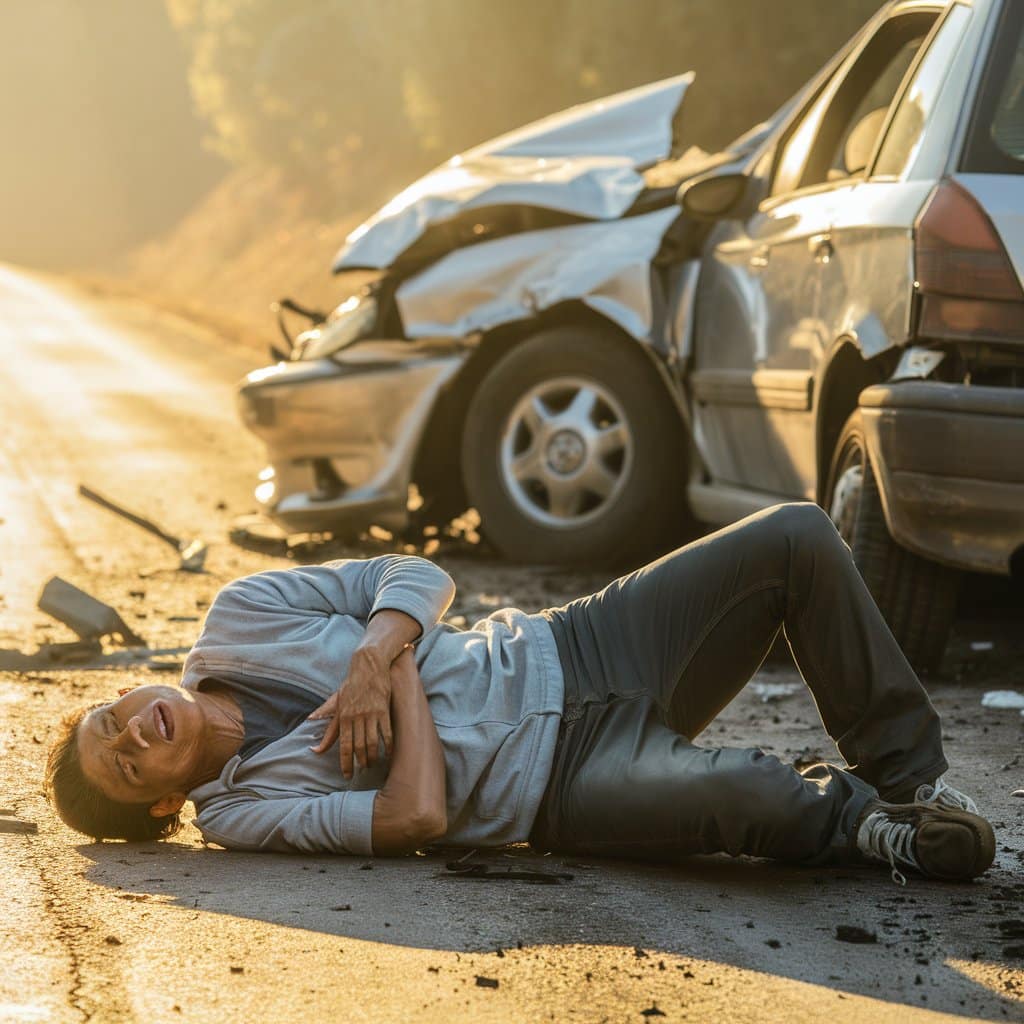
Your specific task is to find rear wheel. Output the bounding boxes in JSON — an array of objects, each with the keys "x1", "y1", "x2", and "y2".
[
  {"x1": 462, "y1": 325, "x2": 690, "y2": 566},
  {"x1": 826, "y1": 409, "x2": 959, "y2": 674}
]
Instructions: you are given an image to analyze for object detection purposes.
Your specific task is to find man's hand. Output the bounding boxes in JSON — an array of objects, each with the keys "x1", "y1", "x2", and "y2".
[{"x1": 309, "y1": 645, "x2": 396, "y2": 778}]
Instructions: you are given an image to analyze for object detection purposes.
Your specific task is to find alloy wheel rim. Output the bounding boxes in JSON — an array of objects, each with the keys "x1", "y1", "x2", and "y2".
[{"x1": 499, "y1": 376, "x2": 634, "y2": 529}]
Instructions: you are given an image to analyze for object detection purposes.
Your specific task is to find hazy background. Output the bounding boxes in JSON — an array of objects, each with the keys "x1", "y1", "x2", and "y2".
[{"x1": 0, "y1": 0, "x2": 882, "y2": 340}]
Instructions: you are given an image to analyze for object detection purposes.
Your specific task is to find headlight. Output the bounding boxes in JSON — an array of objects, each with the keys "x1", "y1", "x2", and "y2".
[{"x1": 294, "y1": 295, "x2": 378, "y2": 361}]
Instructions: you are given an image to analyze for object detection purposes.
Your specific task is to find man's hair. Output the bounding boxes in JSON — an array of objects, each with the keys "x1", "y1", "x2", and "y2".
[{"x1": 44, "y1": 703, "x2": 181, "y2": 842}]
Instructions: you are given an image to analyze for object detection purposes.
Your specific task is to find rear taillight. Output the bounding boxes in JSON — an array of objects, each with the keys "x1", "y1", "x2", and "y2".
[{"x1": 914, "y1": 179, "x2": 1024, "y2": 344}]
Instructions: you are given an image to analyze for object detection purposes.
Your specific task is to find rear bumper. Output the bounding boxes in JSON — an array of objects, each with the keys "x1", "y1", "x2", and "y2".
[
  {"x1": 236, "y1": 340, "x2": 466, "y2": 533},
  {"x1": 859, "y1": 381, "x2": 1024, "y2": 574}
]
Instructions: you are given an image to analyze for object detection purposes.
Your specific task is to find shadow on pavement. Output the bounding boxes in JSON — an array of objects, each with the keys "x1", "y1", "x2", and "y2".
[{"x1": 76, "y1": 839, "x2": 1023, "y2": 1020}]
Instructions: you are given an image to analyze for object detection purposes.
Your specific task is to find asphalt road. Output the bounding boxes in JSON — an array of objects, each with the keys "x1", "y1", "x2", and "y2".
[{"x1": 1, "y1": 266, "x2": 1022, "y2": 1024}]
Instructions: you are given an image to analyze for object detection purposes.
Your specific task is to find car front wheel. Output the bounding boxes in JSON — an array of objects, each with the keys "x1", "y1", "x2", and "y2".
[
  {"x1": 826, "y1": 409, "x2": 959, "y2": 674},
  {"x1": 461, "y1": 326, "x2": 689, "y2": 566}
]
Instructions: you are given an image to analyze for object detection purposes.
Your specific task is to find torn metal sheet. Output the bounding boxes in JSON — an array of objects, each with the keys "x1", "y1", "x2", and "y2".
[
  {"x1": 37, "y1": 578, "x2": 144, "y2": 646},
  {"x1": 395, "y1": 207, "x2": 681, "y2": 344},
  {"x1": 468, "y1": 73, "x2": 692, "y2": 164},
  {"x1": 333, "y1": 74, "x2": 692, "y2": 272}
]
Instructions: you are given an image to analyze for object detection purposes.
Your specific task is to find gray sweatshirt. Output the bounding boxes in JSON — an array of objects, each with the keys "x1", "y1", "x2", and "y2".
[{"x1": 183, "y1": 556, "x2": 564, "y2": 855}]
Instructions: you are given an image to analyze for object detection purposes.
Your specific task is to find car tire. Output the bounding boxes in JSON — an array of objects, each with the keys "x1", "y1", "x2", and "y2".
[
  {"x1": 826, "y1": 409, "x2": 959, "y2": 674},
  {"x1": 461, "y1": 325, "x2": 690, "y2": 566}
]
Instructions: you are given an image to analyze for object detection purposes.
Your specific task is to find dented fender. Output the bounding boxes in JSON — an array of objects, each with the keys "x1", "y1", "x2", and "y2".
[{"x1": 395, "y1": 207, "x2": 682, "y2": 345}]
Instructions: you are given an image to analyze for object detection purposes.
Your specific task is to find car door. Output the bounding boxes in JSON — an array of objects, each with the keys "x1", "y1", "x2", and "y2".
[
  {"x1": 820, "y1": 3, "x2": 972, "y2": 380},
  {"x1": 691, "y1": 3, "x2": 942, "y2": 500}
]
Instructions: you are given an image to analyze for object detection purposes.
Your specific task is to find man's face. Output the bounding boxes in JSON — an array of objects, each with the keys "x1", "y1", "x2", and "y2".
[{"x1": 77, "y1": 685, "x2": 207, "y2": 805}]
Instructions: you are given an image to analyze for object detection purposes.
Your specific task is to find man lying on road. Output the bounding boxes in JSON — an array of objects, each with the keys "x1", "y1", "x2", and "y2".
[{"x1": 47, "y1": 503, "x2": 995, "y2": 885}]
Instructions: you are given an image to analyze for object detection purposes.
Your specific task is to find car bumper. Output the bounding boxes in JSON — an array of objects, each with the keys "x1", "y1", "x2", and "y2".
[
  {"x1": 236, "y1": 340, "x2": 466, "y2": 533},
  {"x1": 859, "y1": 381, "x2": 1024, "y2": 574}
]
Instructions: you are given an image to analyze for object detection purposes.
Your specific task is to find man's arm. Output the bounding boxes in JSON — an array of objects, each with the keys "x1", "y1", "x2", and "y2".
[
  {"x1": 209, "y1": 555, "x2": 456, "y2": 637},
  {"x1": 371, "y1": 647, "x2": 447, "y2": 856},
  {"x1": 309, "y1": 608, "x2": 421, "y2": 777},
  {"x1": 204, "y1": 555, "x2": 456, "y2": 778}
]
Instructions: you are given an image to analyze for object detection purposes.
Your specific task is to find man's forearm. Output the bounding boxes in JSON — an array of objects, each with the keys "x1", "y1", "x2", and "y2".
[
  {"x1": 371, "y1": 649, "x2": 447, "y2": 855},
  {"x1": 358, "y1": 608, "x2": 422, "y2": 665}
]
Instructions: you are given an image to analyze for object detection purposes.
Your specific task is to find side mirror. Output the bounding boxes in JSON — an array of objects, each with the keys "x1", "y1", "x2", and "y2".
[{"x1": 678, "y1": 172, "x2": 749, "y2": 222}]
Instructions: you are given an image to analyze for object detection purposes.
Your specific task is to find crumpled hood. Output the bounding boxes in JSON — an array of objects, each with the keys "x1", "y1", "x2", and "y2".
[{"x1": 333, "y1": 73, "x2": 693, "y2": 273}]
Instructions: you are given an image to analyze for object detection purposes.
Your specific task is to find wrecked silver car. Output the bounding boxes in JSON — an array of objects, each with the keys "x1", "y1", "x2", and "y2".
[
  {"x1": 238, "y1": 72, "x2": 717, "y2": 558},
  {"x1": 239, "y1": 0, "x2": 1024, "y2": 671}
]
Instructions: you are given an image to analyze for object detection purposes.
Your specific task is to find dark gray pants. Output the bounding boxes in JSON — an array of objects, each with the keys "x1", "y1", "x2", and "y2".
[{"x1": 531, "y1": 502, "x2": 948, "y2": 865}]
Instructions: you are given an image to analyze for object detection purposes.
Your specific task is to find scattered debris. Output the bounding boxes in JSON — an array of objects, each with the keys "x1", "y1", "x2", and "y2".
[
  {"x1": 36, "y1": 639, "x2": 102, "y2": 664},
  {"x1": 835, "y1": 925, "x2": 877, "y2": 944},
  {"x1": 969, "y1": 641, "x2": 995, "y2": 652},
  {"x1": 79, "y1": 484, "x2": 206, "y2": 572},
  {"x1": 38, "y1": 577, "x2": 144, "y2": 646},
  {"x1": 444, "y1": 860, "x2": 573, "y2": 884},
  {"x1": 475, "y1": 976, "x2": 499, "y2": 989},
  {"x1": 994, "y1": 920, "x2": 1024, "y2": 939},
  {"x1": 981, "y1": 691, "x2": 1024, "y2": 710},
  {"x1": 229, "y1": 513, "x2": 289, "y2": 553},
  {"x1": 144, "y1": 656, "x2": 185, "y2": 673},
  {"x1": 0, "y1": 813, "x2": 37, "y2": 835},
  {"x1": 751, "y1": 682, "x2": 801, "y2": 703}
]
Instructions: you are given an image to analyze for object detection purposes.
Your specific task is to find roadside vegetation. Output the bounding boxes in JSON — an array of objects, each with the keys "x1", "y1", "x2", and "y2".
[{"x1": 121, "y1": 0, "x2": 883, "y2": 350}]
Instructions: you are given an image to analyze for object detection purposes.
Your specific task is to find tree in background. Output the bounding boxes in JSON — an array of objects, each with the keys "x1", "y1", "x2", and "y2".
[
  {"x1": 167, "y1": 0, "x2": 882, "y2": 206},
  {"x1": 167, "y1": 0, "x2": 419, "y2": 203}
]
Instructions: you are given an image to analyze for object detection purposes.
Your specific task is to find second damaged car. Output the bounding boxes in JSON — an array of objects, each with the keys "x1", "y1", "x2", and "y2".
[{"x1": 238, "y1": 0, "x2": 1024, "y2": 671}]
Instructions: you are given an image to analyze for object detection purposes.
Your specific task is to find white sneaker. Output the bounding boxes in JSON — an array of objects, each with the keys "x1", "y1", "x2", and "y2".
[
  {"x1": 914, "y1": 777, "x2": 979, "y2": 815},
  {"x1": 855, "y1": 800, "x2": 995, "y2": 885}
]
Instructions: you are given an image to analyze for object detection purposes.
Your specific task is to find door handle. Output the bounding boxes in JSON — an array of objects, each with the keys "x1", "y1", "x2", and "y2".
[
  {"x1": 809, "y1": 233, "x2": 834, "y2": 264},
  {"x1": 750, "y1": 246, "x2": 770, "y2": 270}
]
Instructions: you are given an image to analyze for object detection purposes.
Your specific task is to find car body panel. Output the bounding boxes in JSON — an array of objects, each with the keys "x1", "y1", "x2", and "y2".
[
  {"x1": 333, "y1": 74, "x2": 692, "y2": 272},
  {"x1": 395, "y1": 206, "x2": 681, "y2": 345},
  {"x1": 860, "y1": 381, "x2": 1024, "y2": 572},
  {"x1": 823, "y1": 178, "x2": 936, "y2": 355},
  {"x1": 237, "y1": 342, "x2": 466, "y2": 531}
]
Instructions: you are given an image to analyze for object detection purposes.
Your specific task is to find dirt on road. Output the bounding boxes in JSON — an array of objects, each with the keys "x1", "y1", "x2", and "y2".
[{"x1": 1, "y1": 268, "x2": 1022, "y2": 1024}]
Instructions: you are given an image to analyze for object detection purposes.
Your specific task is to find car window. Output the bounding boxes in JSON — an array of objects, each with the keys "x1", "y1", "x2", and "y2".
[
  {"x1": 770, "y1": 10, "x2": 938, "y2": 197},
  {"x1": 874, "y1": 5, "x2": 971, "y2": 178},
  {"x1": 962, "y1": 0, "x2": 1024, "y2": 173}
]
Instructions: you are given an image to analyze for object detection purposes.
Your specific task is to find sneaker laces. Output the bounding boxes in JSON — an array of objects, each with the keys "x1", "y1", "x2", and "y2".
[
  {"x1": 857, "y1": 810, "x2": 920, "y2": 886},
  {"x1": 915, "y1": 777, "x2": 979, "y2": 814}
]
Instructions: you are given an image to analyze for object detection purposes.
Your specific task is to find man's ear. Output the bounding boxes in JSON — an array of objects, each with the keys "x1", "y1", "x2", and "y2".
[{"x1": 149, "y1": 792, "x2": 187, "y2": 818}]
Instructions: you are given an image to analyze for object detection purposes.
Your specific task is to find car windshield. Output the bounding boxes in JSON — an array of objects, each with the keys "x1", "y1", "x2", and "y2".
[{"x1": 962, "y1": 0, "x2": 1024, "y2": 173}]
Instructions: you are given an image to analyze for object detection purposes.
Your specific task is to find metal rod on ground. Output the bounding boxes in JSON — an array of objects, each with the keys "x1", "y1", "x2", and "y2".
[{"x1": 78, "y1": 484, "x2": 207, "y2": 572}]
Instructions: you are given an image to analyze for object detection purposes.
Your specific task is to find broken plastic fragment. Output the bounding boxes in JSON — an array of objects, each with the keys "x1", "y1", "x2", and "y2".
[
  {"x1": 751, "y1": 682, "x2": 801, "y2": 703},
  {"x1": 980, "y1": 691, "x2": 1024, "y2": 710},
  {"x1": 37, "y1": 578, "x2": 144, "y2": 646}
]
